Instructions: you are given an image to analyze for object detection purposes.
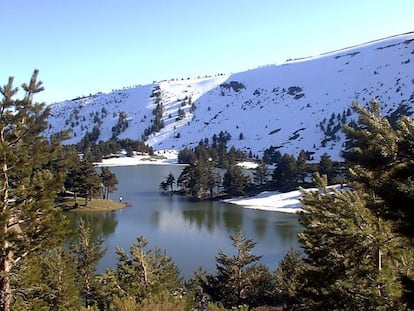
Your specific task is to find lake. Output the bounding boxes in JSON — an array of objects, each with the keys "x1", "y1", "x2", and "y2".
[{"x1": 67, "y1": 164, "x2": 302, "y2": 279}]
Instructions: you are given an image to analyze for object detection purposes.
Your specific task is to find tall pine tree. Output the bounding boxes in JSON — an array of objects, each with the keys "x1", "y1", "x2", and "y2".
[
  {"x1": 274, "y1": 247, "x2": 307, "y2": 308},
  {"x1": 96, "y1": 236, "x2": 182, "y2": 309},
  {"x1": 297, "y1": 100, "x2": 414, "y2": 309},
  {"x1": 69, "y1": 219, "x2": 105, "y2": 308},
  {"x1": 0, "y1": 71, "x2": 69, "y2": 311},
  {"x1": 198, "y1": 232, "x2": 273, "y2": 308},
  {"x1": 100, "y1": 167, "x2": 118, "y2": 200},
  {"x1": 342, "y1": 100, "x2": 414, "y2": 307},
  {"x1": 299, "y1": 175, "x2": 408, "y2": 310},
  {"x1": 343, "y1": 100, "x2": 414, "y2": 236}
]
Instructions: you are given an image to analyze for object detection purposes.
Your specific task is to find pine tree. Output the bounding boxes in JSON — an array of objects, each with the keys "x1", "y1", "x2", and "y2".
[
  {"x1": 263, "y1": 146, "x2": 281, "y2": 165},
  {"x1": 165, "y1": 172, "x2": 175, "y2": 192},
  {"x1": 202, "y1": 232, "x2": 271, "y2": 308},
  {"x1": 69, "y1": 219, "x2": 105, "y2": 308},
  {"x1": 100, "y1": 167, "x2": 118, "y2": 200},
  {"x1": 177, "y1": 162, "x2": 202, "y2": 199},
  {"x1": 64, "y1": 158, "x2": 82, "y2": 203},
  {"x1": 79, "y1": 160, "x2": 101, "y2": 205},
  {"x1": 342, "y1": 99, "x2": 414, "y2": 306},
  {"x1": 160, "y1": 172, "x2": 177, "y2": 194},
  {"x1": 14, "y1": 247, "x2": 82, "y2": 310},
  {"x1": 206, "y1": 161, "x2": 221, "y2": 199},
  {"x1": 252, "y1": 160, "x2": 269, "y2": 186},
  {"x1": 343, "y1": 100, "x2": 414, "y2": 236},
  {"x1": 298, "y1": 175, "x2": 408, "y2": 310},
  {"x1": 97, "y1": 236, "x2": 182, "y2": 309},
  {"x1": 0, "y1": 71, "x2": 68, "y2": 311},
  {"x1": 274, "y1": 248, "x2": 307, "y2": 307},
  {"x1": 65, "y1": 160, "x2": 101, "y2": 205},
  {"x1": 222, "y1": 165, "x2": 250, "y2": 196},
  {"x1": 295, "y1": 100, "x2": 414, "y2": 309},
  {"x1": 296, "y1": 150, "x2": 308, "y2": 184},
  {"x1": 318, "y1": 152, "x2": 334, "y2": 184},
  {"x1": 272, "y1": 153, "x2": 298, "y2": 191},
  {"x1": 159, "y1": 180, "x2": 169, "y2": 192}
]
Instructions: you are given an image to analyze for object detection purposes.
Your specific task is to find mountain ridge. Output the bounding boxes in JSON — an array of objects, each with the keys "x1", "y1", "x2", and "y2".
[{"x1": 44, "y1": 32, "x2": 414, "y2": 161}]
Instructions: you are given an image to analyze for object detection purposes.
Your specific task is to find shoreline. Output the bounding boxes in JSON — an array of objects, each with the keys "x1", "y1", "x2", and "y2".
[
  {"x1": 92, "y1": 151, "x2": 339, "y2": 215},
  {"x1": 68, "y1": 202, "x2": 129, "y2": 212},
  {"x1": 57, "y1": 197, "x2": 128, "y2": 212}
]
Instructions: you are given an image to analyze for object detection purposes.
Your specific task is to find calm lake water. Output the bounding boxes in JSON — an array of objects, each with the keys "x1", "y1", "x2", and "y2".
[{"x1": 67, "y1": 165, "x2": 302, "y2": 279}]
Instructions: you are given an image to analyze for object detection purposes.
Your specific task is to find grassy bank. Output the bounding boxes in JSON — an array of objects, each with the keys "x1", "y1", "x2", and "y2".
[{"x1": 56, "y1": 196, "x2": 128, "y2": 212}]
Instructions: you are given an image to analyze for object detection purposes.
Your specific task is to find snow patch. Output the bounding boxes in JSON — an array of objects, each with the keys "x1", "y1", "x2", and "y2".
[{"x1": 224, "y1": 185, "x2": 344, "y2": 214}]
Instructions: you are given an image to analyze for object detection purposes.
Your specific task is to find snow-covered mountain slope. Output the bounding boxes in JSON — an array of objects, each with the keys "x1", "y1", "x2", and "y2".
[{"x1": 44, "y1": 32, "x2": 414, "y2": 161}]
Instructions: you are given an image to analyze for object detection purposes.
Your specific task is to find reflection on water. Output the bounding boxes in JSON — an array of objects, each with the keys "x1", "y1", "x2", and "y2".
[
  {"x1": 181, "y1": 203, "x2": 228, "y2": 233},
  {"x1": 69, "y1": 165, "x2": 302, "y2": 278},
  {"x1": 272, "y1": 219, "x2": 301, "y2": 243},
  {"x1": 253, "y1": 216, "x2": 268, "y2": 238},
  {"x1": 182, "y1": 209, "x2": 208, "y2": 231},
  {"x1": 222, "y1": 209, "x2": 243, "y2": 233},
  {"x1": 66, "y1": 211, "x2": 118, "y2": 241}
]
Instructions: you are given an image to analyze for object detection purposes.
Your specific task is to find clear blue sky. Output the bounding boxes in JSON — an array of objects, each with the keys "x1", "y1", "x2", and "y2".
[{"x1": 1, "y1": 0, "x2": 413, "y2": 104}]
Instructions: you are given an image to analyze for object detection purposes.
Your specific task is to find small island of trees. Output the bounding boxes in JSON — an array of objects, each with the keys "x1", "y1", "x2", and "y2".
[{"x1": 159, "y1": 133, "x2": 344, "y2": 201}]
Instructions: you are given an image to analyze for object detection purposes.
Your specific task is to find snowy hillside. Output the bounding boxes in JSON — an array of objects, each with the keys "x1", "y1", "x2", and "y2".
[{"x1": 44, "y1": 32, "x2": 414, "y2": 161}]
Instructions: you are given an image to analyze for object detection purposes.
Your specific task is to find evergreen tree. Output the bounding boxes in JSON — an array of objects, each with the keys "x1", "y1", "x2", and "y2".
[
  {"x1": 165, "y1": 172, "x2": 175, "y2": 192},
  {"x1": 222, "y1": 165, "x2": 250, "y2": 196},
  {"x1": 100, "y1": 167, "x2": 118, "y2": 200},
  {"x1": 159, "y1": 180, "x2": 169, "y2": 192},
  {"x1": 0, "y1": 71, "x2": 68, "y2": 311},
  {"x1": 201, "y1": 232, "x2": 270, "y2": 308},
  {"x1": 342, "y1": 100, "x2": 414, "y2": 306},
  {"x1": 272, "y1": 153, "x2": 298, "y2": 191},
  {"x1": 177, "y1": 162, "x2": 201, "y2": 198},
  {"x1": 177, "y1": 107, "x2": 186, "y2": 120},
  {"x1": 35, "y1": 248, "x2": 81, "y2": 310},
  {"x1": 263, "y1": 146, "x2": 282, "y2": 165},
  {"x1": 65, "y1": 160, "x2": 101, "y2": 205},
  {"x1": 343, "y1": 100, "x2": 414, "y2": 236},
  {"x1": 206, "y1": 161, "x2": 221, "y2": 199},
  {"x1": 298, "y1": 176, "x2": 409, "y2": 310},
  {"x1": 177, "y1": 147, "x2": 197, "y2": 164},
  {"x1": 274, "y1": 248, "x2": 307, "y2": 308},
  {"x1": 295, "y1": 101, "x2": 414, "y2": 309},
  {"x1": 13, "y1": 247, "x2": 81, "y2": 311},
  {"x1": 79, "y1": 160, "x2": 101, "y2": 205},
  {"x1": 160, "y1": 172, "x2": 176, "y2": 194},
  {"x1": 318, "y1": 152, "x2": 334, "y2": 184},
  {"x1": 176, "y1": 160, "x2": 215, "y2": 200},
  {"x1": 69, "y1": 219, "x2": 105, "y2": 308},
  {"x1": 97, "y1": 236, "x2": 182, "y2": 309},
  {"x1": 296, "y1": 150, "x2": 309, "y2": 184},
  {"x1": 245, "y1": 264, "x2": 275, "y2": 307},
  {"x1": 252, "y1": 160, "x2": 269, "y2": 186},
  {"x1": 64, "y1": 158, "x2": 83, "y2": 203}
]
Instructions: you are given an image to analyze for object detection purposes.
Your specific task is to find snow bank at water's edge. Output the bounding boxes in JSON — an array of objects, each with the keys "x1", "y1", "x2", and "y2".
[
  {"x1": 95, "y1": 150, "x2": 180, "y2": 167},
  {"x1": 224, "y1": 190, "x2": 302, "y2": 214},
  {"x1": 225, "y1": 185, "x2": 344, "y2": 214}
]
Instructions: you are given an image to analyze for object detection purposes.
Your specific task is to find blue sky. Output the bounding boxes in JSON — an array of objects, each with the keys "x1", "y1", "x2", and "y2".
[{"x1": 1, "y1": 0, "x2": 413, "y2": 104}]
